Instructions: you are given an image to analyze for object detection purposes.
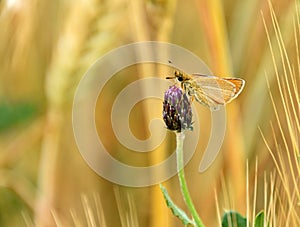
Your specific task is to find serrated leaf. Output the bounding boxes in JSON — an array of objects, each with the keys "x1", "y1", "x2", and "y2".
[
  {"x1": 222, "y1": 211, "x2": 247, "y2": 227},
  {"x1": 254, "y1": 211, "x2": 264, "y2": 227},
  {"x1": 160, "y1": 184, "x2": 194, "y2": 226}
]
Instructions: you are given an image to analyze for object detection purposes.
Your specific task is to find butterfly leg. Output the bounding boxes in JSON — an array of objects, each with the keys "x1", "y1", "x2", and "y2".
[
  {"x1": 181, "y1": 83, "x2": 185, "y2": 90},
  {"x1": 184, "y1": 84, "x2": 195, "y2": 103},
  {"x1": 190, "y1": 95, "x2": 195, "y2": 102}
]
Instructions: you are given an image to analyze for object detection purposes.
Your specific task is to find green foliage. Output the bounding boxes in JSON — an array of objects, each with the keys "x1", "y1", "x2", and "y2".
[
  {"x1": 254, "y1": 211, "x2": 265, "y2": 227},
  {"x1": 221, "y1": 210, "x2": 265, "y2": 227},
  {"x1": 221, "y1": 211, "x2": 247, "y2": 227},
  {"x1": 0, "y1": 188, "x2": 30, "y2": 226},
  {"x1": 0, "y1": 102, "x2": 37, "y2": 132},
  {"x1": 160, "y1": 184, "x2": 195, "y2": 226}
]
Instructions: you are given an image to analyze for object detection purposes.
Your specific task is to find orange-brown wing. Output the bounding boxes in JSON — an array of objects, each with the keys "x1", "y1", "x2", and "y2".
[
  {"x1": 189, "y1": 74, "x2": 245, "y2": 110},
  {"x1": 223, "y1": 78, "x2": 245, "y2": 97}
]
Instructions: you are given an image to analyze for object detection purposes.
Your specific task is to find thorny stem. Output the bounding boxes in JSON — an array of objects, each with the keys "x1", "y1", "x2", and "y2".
[{"x1": 176, "y1": 132, "x2": 204, "y2": 227}]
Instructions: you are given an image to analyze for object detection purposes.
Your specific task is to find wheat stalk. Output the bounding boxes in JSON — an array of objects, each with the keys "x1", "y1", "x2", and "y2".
[
  {"x1": 259, "y1": 1, "x2": 300, "y2": 226},
  {"x1": 34, "y1": 0, "x2": 129, "y2": 225}
]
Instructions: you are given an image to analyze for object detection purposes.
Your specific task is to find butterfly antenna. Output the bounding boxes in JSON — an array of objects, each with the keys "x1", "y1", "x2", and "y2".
[{"x1": 166, "y1": 76, "x2": 175, "y2": 79}]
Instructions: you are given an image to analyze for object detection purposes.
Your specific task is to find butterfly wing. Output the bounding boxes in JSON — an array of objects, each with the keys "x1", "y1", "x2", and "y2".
[{"x1": 186, "y1": 74, "x2": 245, "y2": 110}]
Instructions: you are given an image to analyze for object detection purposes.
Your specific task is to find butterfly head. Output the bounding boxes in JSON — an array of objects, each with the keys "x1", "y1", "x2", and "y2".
[
  {"x1": 166, "y1": 70, "x2": 188, "y2": 82},
  {"x1": 174, "y1": 71, "x2": 184, "y2": 81}
]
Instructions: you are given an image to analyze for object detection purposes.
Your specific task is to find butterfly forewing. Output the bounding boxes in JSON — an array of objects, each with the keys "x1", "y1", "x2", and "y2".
[
  {"x1": 223, "y1": 78, "x2": 245, "y2": 97},
  {"x1": 190, "y1": 74, "x2": 245, "y2": 107}
]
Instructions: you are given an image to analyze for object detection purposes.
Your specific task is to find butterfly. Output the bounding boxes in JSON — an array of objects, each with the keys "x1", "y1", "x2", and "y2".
[{"x1": 166, "y1": 71, "x2": 245, "y2": 111}]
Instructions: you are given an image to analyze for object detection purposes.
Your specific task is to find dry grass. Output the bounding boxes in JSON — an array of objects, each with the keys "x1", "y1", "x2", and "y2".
[{"x1": 259, "y1": 2, "x2": 300, "y2": 225}]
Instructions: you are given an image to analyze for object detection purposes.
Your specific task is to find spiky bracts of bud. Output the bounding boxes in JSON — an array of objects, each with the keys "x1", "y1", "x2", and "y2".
[{"x1": 163, "y1": 85, "x2": 193, "y2": 132}]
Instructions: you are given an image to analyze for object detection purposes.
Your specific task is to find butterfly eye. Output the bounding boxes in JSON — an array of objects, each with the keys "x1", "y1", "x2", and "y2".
[{"x1": 177, "y1": 76, "x2": 183, "y2": 82}]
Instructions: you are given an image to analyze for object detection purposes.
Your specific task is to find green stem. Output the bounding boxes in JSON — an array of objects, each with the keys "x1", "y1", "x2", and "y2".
[{"x1": 176, "y1": 132, "x2": 204, "y2": 227}]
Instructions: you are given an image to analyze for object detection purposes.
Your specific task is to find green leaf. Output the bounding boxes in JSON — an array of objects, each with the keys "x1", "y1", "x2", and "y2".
[
  {"x1": 160, "y1": 184, "x2": 194, "y2": 226},
  {"x1": 254, "y1": 211, "x2": 264, "y2": 227},
  {"x1": 222, "y1": 211, "x2": 247, "y2": 227},
  {"x1": 0, "y1": 102, "x2": 37, "y2": 132}
]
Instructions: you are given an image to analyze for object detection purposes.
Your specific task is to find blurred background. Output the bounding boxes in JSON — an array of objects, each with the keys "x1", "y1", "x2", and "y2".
[{"x1": 0, "y1": 0, "x2": 299, "y2": 226}]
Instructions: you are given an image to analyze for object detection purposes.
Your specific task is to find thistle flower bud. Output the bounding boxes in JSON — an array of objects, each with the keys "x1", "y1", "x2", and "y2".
[{"x1": 163, "y1": 85, "x2": 193, "y2": 132}]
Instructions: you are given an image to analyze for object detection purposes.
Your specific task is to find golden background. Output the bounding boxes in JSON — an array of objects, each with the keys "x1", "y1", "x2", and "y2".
[{"x1": 0, "y1": 0, "x2": 299, "y2": 226}]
